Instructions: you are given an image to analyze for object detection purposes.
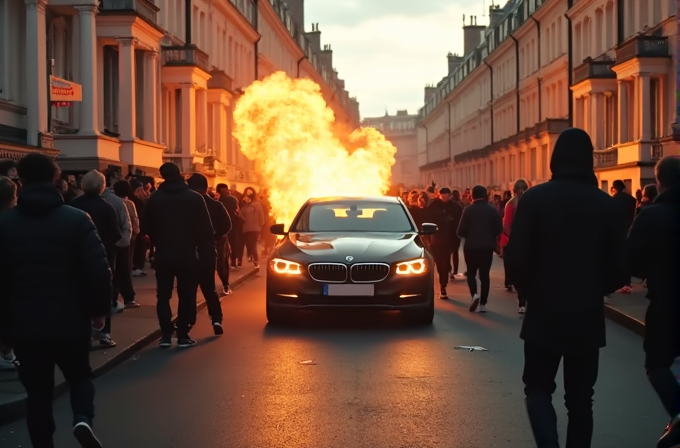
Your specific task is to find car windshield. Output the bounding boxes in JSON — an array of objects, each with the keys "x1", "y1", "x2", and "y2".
[{"x1": 292, "y1": 201, "x2": 414, "y2": 232}]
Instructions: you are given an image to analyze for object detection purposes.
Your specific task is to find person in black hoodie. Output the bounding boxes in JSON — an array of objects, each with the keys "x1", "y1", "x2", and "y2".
[
  {"x1": 188, "y1": 174, "x2": 232, "y2": 335},
  {"x1": 142, "y1": 163, "x2": 215, "y2": 348},
  {"x1": 427, "y1": 187, "x2": 462, "y2": 299},
  {"x1": 217, "y1": 183, "x2": 242, "y2": 288},
  {"x1": 0, "y1": 154, "x2": 111, "y2": 448},
  {"x1": 610, "y1": 179, "x2": 637, "y2": 293},
  {"x1": 504, "y1": 128, "x2": 626, "y2": 448},
  {"x1": 456, "y1": 185, "x2": 502, "y2": 313},
  {"x1": 628, "y1": 155, "x2": 680, "y2": 448}
]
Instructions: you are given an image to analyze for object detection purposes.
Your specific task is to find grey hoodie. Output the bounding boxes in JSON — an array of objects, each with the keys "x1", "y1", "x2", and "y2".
[{"x1": 102, "y1": 188, "x2": 132, "y2": 247}]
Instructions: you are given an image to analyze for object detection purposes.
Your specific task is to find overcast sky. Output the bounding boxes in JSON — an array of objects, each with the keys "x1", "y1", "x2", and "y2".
[{"x1": 305, "y1": 0, "x2": 491, "y2": 119}]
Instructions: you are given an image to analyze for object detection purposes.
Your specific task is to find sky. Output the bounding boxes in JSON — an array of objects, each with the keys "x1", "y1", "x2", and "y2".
[{"x1": 304, "y1": 0, "x2": 492, "y2": 120}]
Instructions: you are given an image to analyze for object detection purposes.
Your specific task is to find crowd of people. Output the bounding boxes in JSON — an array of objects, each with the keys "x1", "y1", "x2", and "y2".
[
  {"x1": 0, "y1": 155, "x2": 270, "y2": 448},
  {"x1": 403, "y1": 129, "x2": 679, "y2": 448}
]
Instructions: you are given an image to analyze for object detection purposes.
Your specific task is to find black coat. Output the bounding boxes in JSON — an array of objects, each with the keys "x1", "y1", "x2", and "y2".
[
  {"x1": 219, "y1": 194, "x2": 242, "y2": 227},
  {"x1": 0, "y1": 184, "x2": 112, "y2": 340},
  {"x1": 627, "y1": 187, "x2": 680, "y2": 360},
  {"x1": 456, "y1": 199, "x2": 502, "y2": 250},
  {"x1": 427, "y1": 198, "x2": 463, "y2": 246},
  {"x1": 201, "y1": 193, "x2": 232, "y2": 240},
  {"x1": 504, "y1": 128, "x2": 627, "y2": 351},
  {"x1": 142, "y1": 179, "x2": 215, "y2": 264},
  {"x1": 612, "y1": 191, "x2": 637, "y2": 230},
  {"x1": 70, "y1": 193, "x2": 122, "y2": 261}
]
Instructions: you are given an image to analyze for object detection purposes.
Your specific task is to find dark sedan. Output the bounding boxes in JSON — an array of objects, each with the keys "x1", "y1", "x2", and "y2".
[{"x1": 266, "y1": 196, "x2": 437, "y2": 325}]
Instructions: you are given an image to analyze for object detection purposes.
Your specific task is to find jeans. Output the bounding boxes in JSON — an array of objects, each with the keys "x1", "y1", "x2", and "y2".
[
  {"x1": 216, "y1": 236, "x2": 230, "y2": 287},
  {"x1": 243, "y1": 231, "x2": 260, "y2": 263},
  {"x1": 14, "y1": 337, "x2": 95, "y2": 448},
  {"x1": 155, "y1": 259, "x2": 199, "y2": 338},
  {"x1": 463, "y1": 247, "x2": 494, "y2": 304},
  {"x1": 199, "y1": 258, "x2": 224, "y2": 324},
  {"x1": 431, "y1": 244, "x2": 452, "y2": 288},
  {"x1": 113, "y1": 246, "x2": 135, "y2": 305},
  {"x1": 523, "y1": 342, "x2": 599, "y2": 448}
]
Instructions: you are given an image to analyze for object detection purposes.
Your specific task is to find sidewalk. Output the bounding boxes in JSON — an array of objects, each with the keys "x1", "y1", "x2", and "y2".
[
  {"x1": 604, "y1": 280, "x2": 647, "y2": 337},
  {"x1": 0, "y1": 265, "x2": 258, "y2": 425}
]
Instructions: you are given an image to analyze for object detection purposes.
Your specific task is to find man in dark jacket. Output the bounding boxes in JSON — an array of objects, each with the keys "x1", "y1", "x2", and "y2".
[
  {"x1": 627, "y1": 155, "x2": 680, "y2": 448},
  {"x1": 427, "y1": 187, "x2": 462, "y2": 299},
  {"x1": 456, "y1": 185, "x2": 502, "y2": 313},
  {"x1": 449, "y1": 190, "x2": 465, "y2": 279},
  {"x1": 71, "y1": 169, "x2": 123, "y2": 348},
  {"x1": 188, "y1": 174, "x2": 232, "y2": 335},
  {"x1": 129, "y1": 179, "x2": 148, "y2": 276},
  {"x1": 217, "y1": 183, "x2": 241, "y2": 286},
  {"x1": 0, "y1": 154, "x2": 111, "y2": 448},
  {"x1": 611, "y1": 179, "x2": 637, "y2": 293},
  {"x1": 504, "y1": 128, "x2": 626, "y2": 448},
  {"x1": 142, "y1": 163, "x2": 215, "y2": 348}
]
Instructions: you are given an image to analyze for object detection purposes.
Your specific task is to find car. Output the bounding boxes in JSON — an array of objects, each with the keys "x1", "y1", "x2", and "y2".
[{"x1": 266, "y1": 196, "x2": 438, "y2": 325}]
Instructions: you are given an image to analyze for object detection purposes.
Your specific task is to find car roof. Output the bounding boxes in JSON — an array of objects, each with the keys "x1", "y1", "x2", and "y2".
[{"x1": 306, "y1": 196, "x2": 401, "y2": 204}]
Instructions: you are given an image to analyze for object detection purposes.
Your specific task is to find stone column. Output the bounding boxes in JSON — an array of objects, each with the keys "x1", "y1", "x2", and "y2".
[
  {"x1": 117, "y1": 37, "x2": 136, "y2": 140},
  {"x1": 181, "y1": 83, "x2": 196, "y2": 158},
  {"x1": 617, "y1": 80, "x2": 628, "y2": 144},
  {"x1": 75, "y1": 5, "x2": 99, "y2": 135},
  {"x1": 196, "y1": 89, "x2": 208, "y2": 152},
  {"x1": 143, "y1": 50, "x2": 158, "y2": 142},
  {"x1": 639, "y1": 73, "x2": 651, "y2": 141},
  {"x1": 25, "y1": 0, "x2": 49, "y2": 146},
  {"x1": 592, "y1": 92, "x2": 605, "y2": 150}
]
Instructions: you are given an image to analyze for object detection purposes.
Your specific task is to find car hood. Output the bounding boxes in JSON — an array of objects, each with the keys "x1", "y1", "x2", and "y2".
[{"x1": 277, "y1": 232, "x2": 424, "y2": 263}]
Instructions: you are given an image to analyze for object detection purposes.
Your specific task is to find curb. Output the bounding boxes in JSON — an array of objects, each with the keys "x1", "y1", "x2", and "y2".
[
  {"x1": 605, "y1": 303, "x2": 645, "y2": 337},
  {"x1": 0, "y1": 268, "x2": 259, "y2": 426}
]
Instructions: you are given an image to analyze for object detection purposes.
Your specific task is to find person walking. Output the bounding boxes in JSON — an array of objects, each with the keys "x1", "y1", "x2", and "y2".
[
  {"x1": 188, "y1": 174, "x2": 232, "y2": 335},
  {"x1": 0, "y1": 154, "x2": 111, "y2": 448},
  {"x1": 240, "y1": 187, "x2": 265, "y2": 269},
  {"x1": 71, "y1": 170, "x2": 124, "y2": 349},
  {"x1": 456, "y1": 185, "x2": 502, "y2": 313},
  {"x1": 112, "y1": 180, "x2": 140, "y2": 309},
  {"x1": 142, "y1": 163, "x2": 215, "y2": 348},
  {"x1": 627, "y1": 156, "x2": 680, "y2": 448},
  {"x1": 102, "y1": 173, "x2": 131, "y2": 313},
  {"x1": 610, "y1": 179, "x2": 637, "y2": 293},
  {"x1": 501, "y1": 178, "x2": 530, "y2": 312},
  {"x1": 504, "y1": 128, "x2": 626, "y2": 448},
  {"x1": 427, "y1": 187, "x2": 460, "y2": 299},
  {"x1": 217, "y1": 183, "x2": 241, "y2": 292},
  {"x1": 448, "y1": 190, "x2": 465, "y2": 281}
]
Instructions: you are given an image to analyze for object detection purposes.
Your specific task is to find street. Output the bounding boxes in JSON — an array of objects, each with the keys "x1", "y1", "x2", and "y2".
[{"x1": 0, "y1": 260, "x2": 668, "y2": 448}]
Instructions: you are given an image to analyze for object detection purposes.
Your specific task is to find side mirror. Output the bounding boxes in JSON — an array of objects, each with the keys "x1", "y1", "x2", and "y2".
[
  {"x1": 270, "y1": 223, "x2": 286, "y2": 235},
  {"x1": 419, "y1": 223, "x2": 438, "y2": 235}
]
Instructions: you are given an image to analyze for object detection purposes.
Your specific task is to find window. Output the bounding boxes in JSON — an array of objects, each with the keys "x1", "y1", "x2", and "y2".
[
  {"x1": 293, "y1": 202, "x2": 414, "y2": 232},
  {"x1": 519, "y1": 151, "x2": 526, "y2": 178},
  {"x1": 48, "y1": 17, "x2": 73, "y2": 126},
  {"x1": 601, "y1": 180, "x2": 608, "y2": 192},
  {"x1": 103, "y1": 46, "x2": 119, "y2": 134},
  {"x1": 604, "y1": 94, "x2": 617, "y2": 148}
]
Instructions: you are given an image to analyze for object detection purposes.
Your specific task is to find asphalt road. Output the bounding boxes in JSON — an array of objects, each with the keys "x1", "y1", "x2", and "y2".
[{"x1": 0, "y1": 268, "x2": 668, "y2": 448}]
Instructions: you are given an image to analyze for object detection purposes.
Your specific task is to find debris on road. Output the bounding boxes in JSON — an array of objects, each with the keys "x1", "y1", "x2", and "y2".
[
  {"x1": 299, "y1": 360, "x2": 317, "y2": 365},
  {"x1": 454, "y1": 346, "x2": 488, "y2": 352}
]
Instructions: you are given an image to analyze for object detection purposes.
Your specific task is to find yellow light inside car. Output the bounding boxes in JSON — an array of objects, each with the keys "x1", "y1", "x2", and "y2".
[
  {"x1": 395, "y1": 258, "x2": 427, "y2": 275},
  {"x1": 271, "y1": 258, "x2": 302, "y2": 275}
]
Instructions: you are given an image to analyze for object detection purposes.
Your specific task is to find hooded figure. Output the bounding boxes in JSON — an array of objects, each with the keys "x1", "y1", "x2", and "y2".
[{"x1": 504, "y1": 128, "x2": 627, "y2": 448}]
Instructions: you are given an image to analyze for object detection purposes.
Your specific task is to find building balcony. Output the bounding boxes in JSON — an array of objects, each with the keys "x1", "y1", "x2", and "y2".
[
  {"x1": 207, "y1": 70, "x2": 233, "y2": 92},
  {"x1": 573, "y1": 59, "x2": 616, "y2": 85},
  {"x1": 161, "y1": 45, "x2": 210, "y2": 74},
  {"x1": 593, "y1": 148, "x2": 618, "y2": 168},
  {"x1": 615, "y1": 35, "x2": 669, "y2": 66},
  {"x1": 99, "y1": 0, "x2": 159, "y2": 25}
]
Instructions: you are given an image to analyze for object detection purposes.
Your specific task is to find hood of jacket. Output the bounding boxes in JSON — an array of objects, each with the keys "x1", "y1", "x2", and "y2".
[
  {"x1": 550, "y1": 128, "x2": 598, "y2": 187},
  {"x1": 15, "y1": 183, "x2": 64, "y2": 217},
  {"x1": 158, "y1": 179, "x2": 189, "y2": 194}
]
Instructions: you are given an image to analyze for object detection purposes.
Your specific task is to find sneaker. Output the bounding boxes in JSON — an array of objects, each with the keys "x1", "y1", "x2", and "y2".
[
  {"x1": 212, "y1": 322, "x2": 224, "y2": 335},
  {"x1": 254, "y1": 262, "x2": 260, "y2": 269},
  {"x1": 518, "y1": 306, "x2": 526, "y2": 314},
  {"x1": 159, "y1": 336, "x2": 172, "y2": 347},
  {"x1": 124, "y1": 301, "x2": 141, "y2": 309},
  {"x1": 469, "y1": 293, "x2": 480, "y2": 312},
  {"x1": 99, "y1": 334, "x2": 116, "y2": 348},
  {"x1": 440, "y1": 287, "x2": 448, "y2": 300},
  {"x1": 112, "y1": 302, "x2": 125, "y2": 313},
  {"x1": 616, "y1": 286, "x2": 633, "y2": 293},
  {"x1": 132, "y1": 269, "x2": 144, "y2": 277},
  {"x1": 177, "y1": 337, "x2": 197, "y2": 348},
  {"x1": 73, "y1": 421, "x2": 103, "y2": 448},
  {"x1": 0, "y1": 352, "x2": 17, "y2": 370},
  {"x1": 221, "y1": 286, "x2": 233, "y2": 296},
  {"x1": 479, "y1": 304, "x2": 487, "y2": 313}
]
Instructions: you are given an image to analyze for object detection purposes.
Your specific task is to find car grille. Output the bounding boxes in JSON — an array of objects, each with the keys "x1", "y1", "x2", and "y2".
[
  {"x1": 308, "y1": 263, "x2": 348, "y2": 283},
  {"x1": 350, "y1": 263, "x2": 390, "y2": 283}
]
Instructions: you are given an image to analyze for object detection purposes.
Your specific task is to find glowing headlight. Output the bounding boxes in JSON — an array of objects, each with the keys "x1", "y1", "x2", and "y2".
[
  {"x1": 395, "y1": 258, "x2": 427, "y2": 275},
  {"x1": 270, "y1": 258, "x2": 302, "y2": 275}
]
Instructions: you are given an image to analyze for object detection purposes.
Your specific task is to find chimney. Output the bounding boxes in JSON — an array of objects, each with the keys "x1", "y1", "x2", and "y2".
[
  {"x1": 285, "y1": 0, "x2": 305, "y2": 29},
  {"x1": 488, "y1": 4, "x2": 504, "y2": 27},
  {"x1": 320, "y1": 44, "x2": 333, "y2": 71},
  {"x1": 424, "y1": 86, "x2": 437, "y2": 102},
  {"x1": 305, "y1": 23, "x2": 321, "y2": 53},
  {"x1": 396, "y1": 110, "x2": 408, "y2": 116},
  {"x1": 462, "y1": 15, "x2": 485, "y2": 56},
  {"x1": 447, "y1": 52, "x2": 464, "y2": 75}
]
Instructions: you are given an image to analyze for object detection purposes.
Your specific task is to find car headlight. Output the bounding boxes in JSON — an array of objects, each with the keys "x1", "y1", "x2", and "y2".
[
  {"x1": 270, "y1": 258, "x2": 302, "y2": 275},
  {"x1": 395, "y1": 258, "x2": 427, "y2": 275}
]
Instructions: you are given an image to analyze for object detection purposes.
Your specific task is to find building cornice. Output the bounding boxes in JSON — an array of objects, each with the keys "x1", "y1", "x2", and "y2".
[
  {"x1": 531, "y1": 0, "x2": 568, "y2": 22},
  {"x1": 484, "y1": 37, "x2": 515, "y2": 65},
  {"x1": 211, "y1": 0, "x2": 260, "y2": 43},
  {"x1": 258, "y1": 1, "x2": 304, "y2": 60},
  {"x1": 566, "y1": 0, "x2": 592, "y2": 20}
]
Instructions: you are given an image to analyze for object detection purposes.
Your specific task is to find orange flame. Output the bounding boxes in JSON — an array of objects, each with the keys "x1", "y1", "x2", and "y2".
[{"x1": 233, "y1": 71, "x2": 396, "y2": 228}]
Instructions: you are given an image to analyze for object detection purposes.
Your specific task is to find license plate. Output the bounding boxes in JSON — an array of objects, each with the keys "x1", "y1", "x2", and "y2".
[{"x1": 323, "y1": 284, "x2": 375, "y2": 297}]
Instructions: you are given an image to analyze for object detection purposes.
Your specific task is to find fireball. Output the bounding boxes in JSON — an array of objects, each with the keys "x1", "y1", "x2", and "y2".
[{"x1": 233, "y1": 71, "x2": 396, "y2": 229}]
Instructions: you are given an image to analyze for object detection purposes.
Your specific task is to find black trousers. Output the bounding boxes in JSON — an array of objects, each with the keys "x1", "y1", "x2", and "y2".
[
  {"x1": 523, "y1": 342, "x2": 599, "y2": 448},
  {"x1": 646, "y1": 341, "x2": 680, "y2": 418},
  {"x1": 450, "y1": 239, "x2": 461, "y2": 275},
  {"x1": 229, "y1": 225, "x2": 244, "y2": 265},
  {"x1": 431, "y1": 244, "x2": 452, "y2": 288},
  {"x1": 199, "y1": 258, "x2": 224, "y2": 324},
  {"x1": 155, "y1": 259, "x2": 199, "y2": 337},
  {"x1": 14, "y1": 337, "x2": 95, "y2": 448},
  {"x1": 132, "y1": 233, "x2": 148, "y2": 271},
  {"x1": 113, "y1": 246, "x2": 135, "y2": 305},
  {"x1": 244, "y1": 231, "x2": 260, "y2": 263},
  {"x1": 216, "y1": 236, "x2": 230, "y2": 287},
  {"x1": 463, "y1": 247, "x2": 493, "y2": 304}
]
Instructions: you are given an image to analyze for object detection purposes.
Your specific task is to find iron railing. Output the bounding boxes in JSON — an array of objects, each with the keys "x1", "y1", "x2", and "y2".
[
  {"x1": 616, "y1": 35, "x2": 669, "y2": 65},
  {"x1": 161, "y1": 45, "x2": 210, "y2": 73},
  {"x1": 593, "y1": 148, "x2": 618, "y2": 168},
  {"x1": 573, "y1": 60, "x2": 616, "y2": 85},
  {"x1": 99, "y1": 0, "x2": 159, "y2": 24}
]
